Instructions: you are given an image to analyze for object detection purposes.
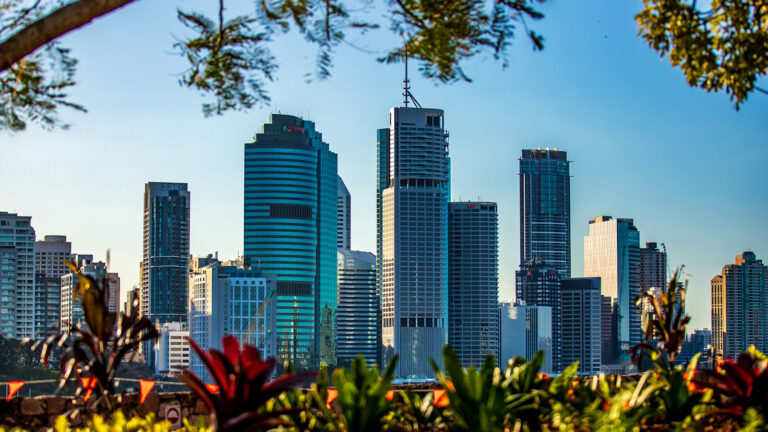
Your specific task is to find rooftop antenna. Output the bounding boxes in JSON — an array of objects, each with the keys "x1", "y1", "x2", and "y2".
[{"x1": 403, "y1": 44, "x2": 421, "y2": 108}]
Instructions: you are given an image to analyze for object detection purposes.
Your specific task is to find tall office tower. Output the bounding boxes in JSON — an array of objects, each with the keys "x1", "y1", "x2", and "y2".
[
  {"x1": 561, "y1": 278, "x2": 602, "y2": 375},
  {"x1": 124, "y1": 285, "x2": 140, "y2": 315},
  {"x1": 142, "y1": 183, "x2": 190, "y2": 325},
  {"x1": 499, "y1": 301, "x2": 553, "y2": 373},
  {"x1": 584, "y1": 216, "x2": 641, "y2": 365},
  {"x1": 519, "y1": 149, "x2": 571, "y2": 278},
  {"x1": 515, "y1": 258, "x2": 561, "y2": 371},
  {"x1": 337, "y1": 176, "x2": 351, "y2": 250},
  {"x1": 710, "y1": 252, "x2": 767, "y2": 359},
  {"x1": 378, "y1": 107, "x2": 450, "y2": 377},
  {"x1": 0, "y1": 212, "x2": 36, "y2": 339},
  {"x1": 244, "y1": 115, "x2": 338, "y2": 369},
  {"x1": 34, "y1": 235, "x2": 73, "y2": 337},
  {"x1": 448, "y1": 202, "x2": 499, "y2": 367},
  {"x1": 640, "y1": 242, "x2": 667, "y2": 293},
  {"x1": 189, "y1": 260, "x2": 277, "y2": 379},
  {"x1": 61, "y1": 261, "x2": 107, "y2": 328},
  {"x1": 337, "y1": 249, "x2": 378, "y2": 367},
  {"x1": 710, "y1": 275, "x2": 725, "y2": 357},
  {"x1": 107, "y1": 272, "x2": 120, "y2": 314}
]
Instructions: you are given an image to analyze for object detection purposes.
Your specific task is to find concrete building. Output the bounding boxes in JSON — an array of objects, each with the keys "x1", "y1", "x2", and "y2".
[
  {"x1": 378, "y1": 107, "x2": 450, "y2": 377},
  {"x1": 711, "y1": 252, "x2": 767, "y2": 359},
  {"x1": 154, "y1": 321, "x2": 190, "y2": 376},
  {"x1": 447, "y1": 202, "x2": 499, "y2": 367},
  {"x1": 561, "y1": 278, "x2": 602, "y2": 375},
  {"x1": 640, "y1": 242, "x2": 667, "y2": 294},
  {"x1": 499, "y1": 301, "x2": 553, "y2": 374},
  {"x1": 0, "y1": 212, "x2": 36, "y2": 339},
  {"x1": 515, "y1": 258, "x2": 561, "y2": 372},
  {"x1": 337, "y1": 176, "x2": 351, "y2": 250},
  {"x1": 678, "y1": 328, "x2": 712, "y2": 365},
  {"x1": 34, "y1": 235, "x2": 74, "y2": 336},
  {"x1": 584, "y1": 216, "x2": 641, "y2": 365},
  {"x1": 244, "y1": 115, "x2": 338, "y2": 370},
  {"x1": 519, "y1": 149, "x2": 571, "y2": 278},
  {"x1": 142, "y1": 183, "x2": 190, "y2": 326},
  {"x1": 336, "y1": 250, "x2": 378, "y2": 367},
  {"x1": 189, "y1": 259, "x2": 277, "y2": 380}
]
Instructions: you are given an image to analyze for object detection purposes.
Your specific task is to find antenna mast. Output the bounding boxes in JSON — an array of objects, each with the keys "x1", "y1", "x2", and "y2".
[{"x1": 402, "y1": 44, "x2": 421, "y2": 108}]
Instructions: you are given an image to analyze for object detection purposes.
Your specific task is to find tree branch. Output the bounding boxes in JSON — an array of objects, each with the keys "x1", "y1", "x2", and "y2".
[{"x1": 0, "y1": 0, "x2": 140, "y2": 73}]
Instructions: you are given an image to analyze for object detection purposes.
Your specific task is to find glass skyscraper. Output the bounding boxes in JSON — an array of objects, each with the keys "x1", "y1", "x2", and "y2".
[
  {"x1": 0, "y1": 212, "x2": 35, "y2": 339},
  {"x1": 448, "y1": 201, "x2": 499, "y2": 367},
  {"x1": 336, "y1": 249, "x2": 378, "y2": 367},
  {"x1": 515, "y1": 258, "x2": 562, "y2": 372},
  {"x1": 584, "y1": 216, "x2": 641, "y2": 365},
  {"x1": 244, "y1": 114, "x2": 337, "y2": 370},
  {"x1": 378, "y1": 107, "x2": 450, "y2": 378},
  {"x1": 142, "y1": 183, "x2": 190, "y2": 325},
  {"x1": 519, "y1": 149, "x2": 571, "y2": 277}
]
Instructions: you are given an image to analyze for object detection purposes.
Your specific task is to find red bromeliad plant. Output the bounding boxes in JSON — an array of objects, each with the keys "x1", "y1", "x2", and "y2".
[
  {"x1": 179, "y1": 335, "x2": 316, "y2": 431},
  {"x1": 694, "y1": 346, "x2": 768, "y2": 419}
]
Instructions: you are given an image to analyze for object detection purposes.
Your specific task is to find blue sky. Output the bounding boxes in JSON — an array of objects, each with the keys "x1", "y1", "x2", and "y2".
[{"x1": 2, "y1": 0, "x2": 766, "y2": 331}]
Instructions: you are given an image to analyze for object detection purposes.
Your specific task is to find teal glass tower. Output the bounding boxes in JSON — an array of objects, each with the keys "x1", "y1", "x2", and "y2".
[{"x1": 244, "y1": 114, "x2": 338, "y2": 370}]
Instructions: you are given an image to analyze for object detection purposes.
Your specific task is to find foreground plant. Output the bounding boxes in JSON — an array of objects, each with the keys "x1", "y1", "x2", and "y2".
[
  {"x1": 179, "y1": 335, "x2": 315, "y2": 431},
  {"x1": 35, "y1": 261, "x2": 158, "y2": 410},
  {"x1": 695, "y1": 346, "x2": 768, "y2": 429}
]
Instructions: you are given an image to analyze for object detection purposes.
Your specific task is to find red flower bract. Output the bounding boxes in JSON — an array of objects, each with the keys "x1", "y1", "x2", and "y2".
[{"x1": 179, "y1": 335, "x2": 316, "y2": 432}]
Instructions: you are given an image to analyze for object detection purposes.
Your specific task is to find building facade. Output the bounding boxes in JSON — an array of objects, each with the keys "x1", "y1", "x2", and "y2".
[
  {"x1": 711, "y1": 252, "x2": 767, "y2": 359},
  {"x1": 499, "y1": 302, "x2": 553, "y2": 374},
  {"x1": 337, "y1": 176, "x2": 351, "y2": 250},
  {"x1": 519, "y1": 149, "x2": 571, "y2": 278},
  {"x1": 378, "y1": 107, "x2": 450, "y2": 377},
  {"x1": 336, "y1": 249, "x2": 378, "y2": 367},
  {"x1": 0, "y1": 212, "x2": 36, "y2": 339},
  {"x1": 640, "y1": 242, "x2": 667, "y2": 294},
  {"x1": 515, "y1": 258, "x2": 561, "y2": 372},
  {"x1": 34, "y1": 235, "x2": 74, "y2": 337},
  {"x1": 244, "y1": 114, "x2": 337, "y2": 370},
  {"x1": 561, "y1": 278, "x2": 602, "y2": 375},
  {"x1": 189, "y1": 260, "x2": 277, "y2": 379},
  {"x1": 142, "y1": 183, "x2": 190, "y2": 325},
  {"x1": 447, "y1": 202, "x2": 499, "y2": 367},
  {"x1": 584, "y1": 216, "x2": 641, "y2": 365},
  {"x1": 154, "y1": 321, "x2": 190, "y2": 376}
]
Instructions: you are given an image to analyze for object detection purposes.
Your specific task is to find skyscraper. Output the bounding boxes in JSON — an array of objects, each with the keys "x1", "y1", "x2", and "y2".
[
  {"x1": 336, "y1": 249, "x2": 378, "y2": 367},
  {"x1": 519, "y1": 149, "x2": 571, "y2": 278},
  {"x1": 711, "y1": 252, "x2": 767, "y2": 359},
  {"x1": 337, "y1": 176, "x2": 351, "y2": 250},
  {"x1": 142, "y1": 183, "x2": 190, "y2": 325},
  {"x1": 378, "y1": 107, "x2": 450, "y2": 377},
  {"x1": 515, "y1": 258, "x2": 561, "y2": 371},
  {"x1": 447, "y1": 202, "x2": 499, "y2": 367},
  {"x1": 0, "y1": 212, "x2": 35, "y2": 339},
  {"x1": 584, "y1": 216, "x2": 641, "y2": 365},
  {"x1": 640, "y1": 242, "x2": 667, "y2": 294},
  {"x1": 560, "y1": 278, "x2": 602, "y2": 375},
  {"x1": 244, "y1": 114, "x2": 337, "y2": 369},
  {"x1": 35, "y1": 235, "x2": 73, "y2": 337}
]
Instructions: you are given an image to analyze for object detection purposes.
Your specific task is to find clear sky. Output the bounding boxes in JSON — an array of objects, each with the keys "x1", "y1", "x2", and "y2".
[{"x1": 2, "y1": 0, "x2": 766, "y2": 331}]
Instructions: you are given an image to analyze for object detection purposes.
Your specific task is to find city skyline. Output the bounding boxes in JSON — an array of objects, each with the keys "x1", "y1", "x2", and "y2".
[{"x1": 1, "y1": 0, "x2": 766, "y2": 333}]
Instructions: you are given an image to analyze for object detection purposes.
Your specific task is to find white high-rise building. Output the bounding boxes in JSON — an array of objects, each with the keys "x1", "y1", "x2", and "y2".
[
  {"x1": 336, "y1": 249, "x2": 377, "y2": 367},
  {"x1": 154, "y1": 321, "x2": 190, "y2": 376},
  {"x1": 189, "y1": 260, "x2": 276, "y2": 380},
  {"x1": 35, "y1": 235, "x2": 73, "y2": 337},
  {"x1": 584, "y1": 216, "x2": 641, "y2": 365},
  {"x1": 0, "y1": 212, "x2": 36, "y2": 339},
  {"x1": 377, "y1": 107, "x2": 450, "y2": 377}
]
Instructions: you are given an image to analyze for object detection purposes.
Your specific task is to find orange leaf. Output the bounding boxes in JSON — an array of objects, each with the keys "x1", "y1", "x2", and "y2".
[
  {"x1": 433, "y1": 389, "x2": 449, "y2": 407},
  {"x1": 326, "y1": 388, "x2": 338, "y2": 408}
]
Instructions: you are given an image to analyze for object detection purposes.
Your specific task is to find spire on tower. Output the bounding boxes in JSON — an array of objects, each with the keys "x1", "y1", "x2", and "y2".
[{"x1": 403, "y1": 45, "x2": 421, "y2": 108}]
